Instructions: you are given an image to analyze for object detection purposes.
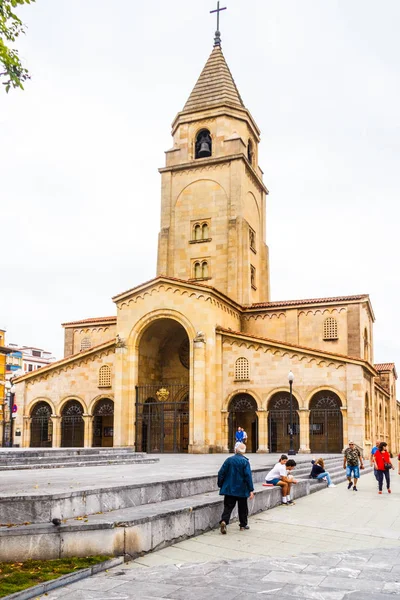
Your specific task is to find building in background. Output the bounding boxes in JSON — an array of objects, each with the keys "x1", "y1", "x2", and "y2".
[
  {"x1": 7, "y1": 345, "x2": 56, "y2": 375},
  {"x1": 0, "y1": 329, "x2": 14, "y2": 446}
]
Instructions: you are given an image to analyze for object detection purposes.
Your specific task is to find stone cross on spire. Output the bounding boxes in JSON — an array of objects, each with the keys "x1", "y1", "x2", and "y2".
[{"x1": 210, "y1": 1, "x2": 227, "y2": 46}]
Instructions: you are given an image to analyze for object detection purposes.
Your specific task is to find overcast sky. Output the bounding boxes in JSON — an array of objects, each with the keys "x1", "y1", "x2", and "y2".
[{"x1": 0, "y1": 0, "x2": 399, "y2": 374}]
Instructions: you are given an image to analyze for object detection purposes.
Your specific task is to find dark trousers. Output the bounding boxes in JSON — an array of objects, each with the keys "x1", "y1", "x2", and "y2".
[
  {"x1": 220, "y1": 495, "x2": 248, "y2": 527},
  {"x1": 377, "y1": 469, "x2": 390, "y2": 491}
]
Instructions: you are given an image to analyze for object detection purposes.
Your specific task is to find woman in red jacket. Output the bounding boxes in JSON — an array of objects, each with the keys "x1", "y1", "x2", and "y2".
[{"x1": 374, "y1": 441, "x2": 394, "y2": 494}]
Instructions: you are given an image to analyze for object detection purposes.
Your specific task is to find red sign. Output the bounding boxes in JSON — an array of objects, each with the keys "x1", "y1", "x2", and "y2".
[{"x1": 12, "y1": 404, "x2": 17, "y2": 413}]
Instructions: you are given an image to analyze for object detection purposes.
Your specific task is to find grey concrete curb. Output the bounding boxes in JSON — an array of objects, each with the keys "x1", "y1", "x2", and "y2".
[{"x1": 2, "y1": 556, "x2": 124, "y2": 600}]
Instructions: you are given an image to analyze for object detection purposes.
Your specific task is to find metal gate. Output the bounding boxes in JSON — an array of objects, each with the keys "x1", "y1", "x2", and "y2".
[
  {"x1": 135, "y1": 384, "x2": 189, "y2": 453},
  {"x1": 309, "y1": 393, "x2": 343, "y2": 453},
  {"x1": 61, "y1": 400, "x2": 84, "y2": 447},
  {"x1": 30, "y1": 402, "x2": 52, "y2": 447},
  {"x1": 228, "y1": 394, "x2": 258, "y2": 453},
  {"x1": 268, "y1": 410, "x2": 300, "y2": 453},
  {"x1": 268, "y1": 393, "x2": 300, "y2": 453}
]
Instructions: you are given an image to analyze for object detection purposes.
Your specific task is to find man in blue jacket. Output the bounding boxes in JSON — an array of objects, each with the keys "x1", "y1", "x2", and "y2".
[{"x1": 217, "y1": 443, "x2": 255, "y2": 534}]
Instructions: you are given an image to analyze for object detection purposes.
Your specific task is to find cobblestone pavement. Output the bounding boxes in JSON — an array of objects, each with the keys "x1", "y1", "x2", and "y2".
[
  {"x1": 40, "y1": 463, "x2": 400, "y2": 599},
  {"x1": 40, "y1": 549, "x2": 400, "y2": 599}
]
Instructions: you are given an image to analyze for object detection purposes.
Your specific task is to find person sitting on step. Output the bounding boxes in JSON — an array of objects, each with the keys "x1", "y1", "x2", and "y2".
[
  {"x1": 310, "y1": 458, "x2": 336, "y2": 487},
  {"x1": 265, "y1": 456, "x2": 297, "y2": 505}
]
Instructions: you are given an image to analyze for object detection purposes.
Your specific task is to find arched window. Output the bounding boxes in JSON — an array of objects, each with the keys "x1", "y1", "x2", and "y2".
[
  {"x1": 201, "y1": 261, "x2": 208, "y2": 278},
  {"x1": 323, "y1": 317, "x2": 338, "y2": 340},
  {"x1": 247, "y1": 139, "x2": 254, "y2": 164},
  {"x1": 98, "y1": 365, "x2": 111, "y2": 388},
  {"x1": 194, "y1": 224, "x2": 201, "y2": 240},
  {"x1": 235, "y1": 357, "x2": 250, "y2": 381},
  {"x1": 192, "y1": 221, "x2": 210, "y2": 241},
  {"x1": 250, "y1": 265, "x2": 256, "y2": 289},
  {"x1": 195, "y1": 129, "x2": 212, "y2": 159},
  {"x1": 194, "y1": 262, "x2": 201, "y2": 279},
  {"x1": 80, "y1": 337, "x2": 91, "y2": 351},
  {"x1": 249, "y1": 227, "x2": 256, "y2": 252}
]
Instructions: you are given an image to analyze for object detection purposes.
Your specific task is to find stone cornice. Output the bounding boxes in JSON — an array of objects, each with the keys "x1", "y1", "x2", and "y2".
[
  {"x1": 113, "y1": 276, "x2": 242, "y2": 314},
  {"x1": 217, "y1": 327, "x2": 378, "y2": 376},
  {"x1": 158, "y1": 154, "x2": 268, "y2": 194},
  {"x1": 14, "y1": 340, "x2": 115, "y2": 384}
]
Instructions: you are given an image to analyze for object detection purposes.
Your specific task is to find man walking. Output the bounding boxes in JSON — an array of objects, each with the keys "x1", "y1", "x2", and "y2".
[
  {"x1": 218, "y1": 443, "x2": 254, "y2": 534},
  {"x1": 343, "y1": 440, "x2": 364, "y2": 491},
  {"x1": 370, "y1": 439, "x2": 380, "y2": 481}
]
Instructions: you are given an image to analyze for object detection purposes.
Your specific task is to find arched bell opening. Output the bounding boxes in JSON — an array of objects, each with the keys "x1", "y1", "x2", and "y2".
[
  {"x1": 195, "y1": 129, "x2": 212, "y2": 159},
  {"x1": 267, "y1": 392, "x2": 300, "y2": 453},
  {"x1": 30, "y1": 401, "x2": 53, "y2": 447},
  {"x1": 92, "y1": 398, "x2": 114, "y2": 447},
  {"x1": 135, "y1": 318, "x2": 189, "y2": 453},
  {"x1": 228, "y1": 393, "x2": 258, "y2": 453},
  {"x1": 309, "y1": 391, "x2": 343, "y2": 453},
  {"x1": 61, "y1": 399, "x2": 84, "y2": 447}
]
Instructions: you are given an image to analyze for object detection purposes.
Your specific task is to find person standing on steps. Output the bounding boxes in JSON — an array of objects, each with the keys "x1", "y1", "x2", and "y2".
[
  {"x1": 370, "y1": 439, "x2": 380, "y2": 481},
  {"x1": 374, "y1": 441, "x2": 393, "y2": 494},
  {"x1": 234, "y1": 426, "x2": 244, "y2": 451},
  {"x1": 343, "y1": 441, "x2": 364, "y2": 491},
  {"x1": 218, "y1": 443, "x2": 254, "y2": 534}
]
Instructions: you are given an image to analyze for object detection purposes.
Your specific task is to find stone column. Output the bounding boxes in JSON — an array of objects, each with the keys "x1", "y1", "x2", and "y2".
[
  {"x1": 221, "y1": 409, "x2": 230, "y2": 452},
  {"x1": 298, "y1": 409, "x2": 310, "y2": 453},
  {"x1": 256, "y1": 409, "x2": 269, "y2": 453},
  {"x1": 190, "y1": 333, "x2": 207, "y2": 453},
  {"x1": 51, "y1": 415, "x2": 61, "y2": 448},
  {"x1": 83, "y1": 415, "x2": 93, "y2": 448},
  {"x1": 22, "y1": 417, "x2": 31, "y2": 448},
  {"x1": 340, "y1": 407, "x2": 348, "y2": 451}
]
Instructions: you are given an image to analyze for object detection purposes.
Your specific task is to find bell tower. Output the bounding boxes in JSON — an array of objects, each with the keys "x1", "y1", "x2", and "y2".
[{"x1": 156, "y1": 28, "x2": 270, "y2": 305}]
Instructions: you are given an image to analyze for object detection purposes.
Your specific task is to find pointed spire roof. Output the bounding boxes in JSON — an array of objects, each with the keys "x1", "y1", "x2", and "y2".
[{"x1": 182, "y1": 44, "x2": 245, "y2": 114}]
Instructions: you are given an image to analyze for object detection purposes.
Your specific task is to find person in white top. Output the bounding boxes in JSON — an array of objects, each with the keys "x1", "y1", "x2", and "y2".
[{"x1": 265, "y1": 455, "x2": 298, "y2": 506}]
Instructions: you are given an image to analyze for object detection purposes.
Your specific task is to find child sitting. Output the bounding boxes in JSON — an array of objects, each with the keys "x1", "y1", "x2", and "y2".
[{"x1": 310, "y1": 458, "x2": 336, "y2": 487}]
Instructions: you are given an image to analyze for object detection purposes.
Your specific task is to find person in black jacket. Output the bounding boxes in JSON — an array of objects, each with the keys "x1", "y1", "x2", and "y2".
[
  {"x1": 310, "y1": 458, "x2": 336, "y2": 487},
  {"x1": 217, "y1": 443, "x2": 255, "y2": 534}
]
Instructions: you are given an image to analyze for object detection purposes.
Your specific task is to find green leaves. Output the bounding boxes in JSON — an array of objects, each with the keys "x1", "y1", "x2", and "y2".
[{"x1": 0, "y1": 0, "x2": 35, "y2": 93}]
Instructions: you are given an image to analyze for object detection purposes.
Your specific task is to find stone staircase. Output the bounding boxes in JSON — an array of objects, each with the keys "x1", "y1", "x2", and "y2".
[
  {"x1": 0, "y1": 456, "x2": 373, "y2": 562},
  {"x1": 0, "y1": 447, "x2": 159, "y2": 470}
]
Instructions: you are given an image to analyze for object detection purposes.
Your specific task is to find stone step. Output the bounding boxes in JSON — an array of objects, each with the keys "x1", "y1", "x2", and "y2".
[
  {"x1": 0, "y1": 454, "x2": 156, "y2": 468},
  {"x1": 0, "y1": 456, "x2": 347, "y2": 525},
  {"x1": 0, "y1": 466, "x2": 373, "y2": 562}
]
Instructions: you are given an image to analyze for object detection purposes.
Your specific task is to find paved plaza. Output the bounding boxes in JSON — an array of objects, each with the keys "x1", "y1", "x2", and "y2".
[
  {"x1": 0, "y1": 453, "x2": 322, "y2": 497},
  {"x1": 37, "y1": 459, "x2": 400, "y2": 599}
]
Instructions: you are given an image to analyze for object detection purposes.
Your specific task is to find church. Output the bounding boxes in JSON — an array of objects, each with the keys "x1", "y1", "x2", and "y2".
[{"x1": 12, "y1": 28, "x2": 398, "y2": 455}]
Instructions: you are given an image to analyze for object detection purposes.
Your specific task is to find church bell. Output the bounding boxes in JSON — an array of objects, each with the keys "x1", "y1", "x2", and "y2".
[{"x1": 198, "y1": 140, "x2": 211, "y2": 157}]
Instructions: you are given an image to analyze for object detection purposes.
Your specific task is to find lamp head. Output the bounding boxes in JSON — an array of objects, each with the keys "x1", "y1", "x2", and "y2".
[{"x1": 288, "y1": 371, "x2": 294, "y2": 383}]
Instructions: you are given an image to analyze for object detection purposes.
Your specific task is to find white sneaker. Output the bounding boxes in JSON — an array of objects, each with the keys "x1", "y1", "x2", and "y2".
[{"x1": 328, "y1": 484, "x2": 336, "y2": 488}]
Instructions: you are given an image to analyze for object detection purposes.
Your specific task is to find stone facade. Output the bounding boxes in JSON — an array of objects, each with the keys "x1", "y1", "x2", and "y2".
[{"x1": 12, "y1": 41, "x2": 398, "y2": 455}]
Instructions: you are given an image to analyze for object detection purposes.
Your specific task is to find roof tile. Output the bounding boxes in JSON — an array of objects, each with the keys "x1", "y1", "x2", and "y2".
[{"x1": 182, "y1": 45, "x2": 244, "y2": 113}]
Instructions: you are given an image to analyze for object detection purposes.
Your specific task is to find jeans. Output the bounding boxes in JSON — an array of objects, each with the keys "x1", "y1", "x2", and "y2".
[
  {"x1": 316, "y1": 472, "x2": 332, "y2": 485},
  {"x1": 376, "y1": 469, "x2": 390, "y2": 491},
  {"x1": 220, "y1": 495, "x2": 249, "y2": 527}
]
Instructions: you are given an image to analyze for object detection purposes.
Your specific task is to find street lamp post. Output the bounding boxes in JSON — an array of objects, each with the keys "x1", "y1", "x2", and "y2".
[{"x1": 288, "y1": 370, "x2": 296, "y2": 456}]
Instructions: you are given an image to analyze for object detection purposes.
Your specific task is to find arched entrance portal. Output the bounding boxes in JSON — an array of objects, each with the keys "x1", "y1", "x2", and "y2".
[
  {"x1": 135, "y1": 318, "x2": 190, "y2": 453},
  {"x1": 30, "y1": 402, "x2": 53, "y2": 447},
  {"x1": 61, "y1": 400, "x2": 84, "y2": 447},
  {"x1": 309, "y1": 391, "x2": 343, "y2": 453},
  {"x1": 92, "y1": 398, "x2": 114, "y2": 447},
  {"x1": 228, "y1": 394, "x2": 258, "y2": 453},
  {"x1": 268, "y1": 393, "x2": 300, "y2": 453}
]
